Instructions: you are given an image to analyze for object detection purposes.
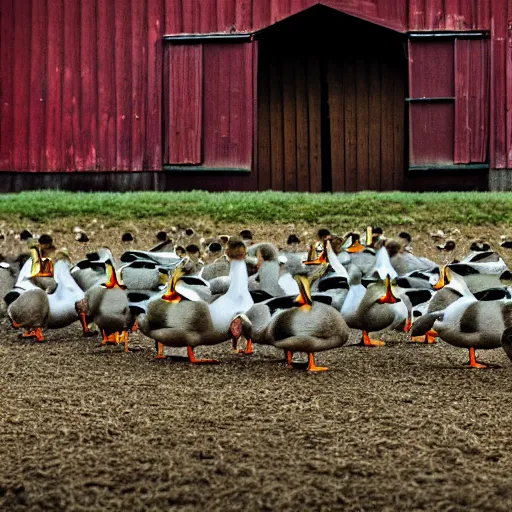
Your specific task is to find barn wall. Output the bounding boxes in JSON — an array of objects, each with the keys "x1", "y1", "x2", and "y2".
[
  {"x1": 0, "y1": 0, "x2": 166, "y2": 172},
  {"x1": 0, "y1": 0, "x2": 511, "y2": 190}
]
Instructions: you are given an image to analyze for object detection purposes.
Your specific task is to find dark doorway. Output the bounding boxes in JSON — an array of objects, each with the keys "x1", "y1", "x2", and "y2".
[{"x1": 256, "y1": 6, "x2": 407, "y2": 192}]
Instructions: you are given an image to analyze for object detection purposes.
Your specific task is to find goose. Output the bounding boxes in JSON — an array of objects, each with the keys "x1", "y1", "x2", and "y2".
[
  {"x1": 411, "y1": 268, "x2": 512, "y2": 368},
  {"x1": 341, "y1": 246, "x2": 408, "y2": 346},
  {"x1": 244, "y1": 270, "x2": 349, "y2": 372},
  {"x1": 208, "y1": 240, "x2": 255, "y2": 354},
  {"x1": 136, "y1": 262, "x2": 249, "y2": 363},
  {"x1": 76, "y1": 251, "x2": 133, "y2": 352}
]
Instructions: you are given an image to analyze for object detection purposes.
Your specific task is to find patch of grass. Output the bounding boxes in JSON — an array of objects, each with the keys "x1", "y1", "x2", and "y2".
[{"x1": 1, "y1": 190, "x2": 512, "y2": 227}]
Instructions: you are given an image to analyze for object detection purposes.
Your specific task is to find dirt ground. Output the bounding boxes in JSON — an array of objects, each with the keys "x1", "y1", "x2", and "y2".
[{"x1": 1, "y1": 221, "x2": 512, "y2": 511}]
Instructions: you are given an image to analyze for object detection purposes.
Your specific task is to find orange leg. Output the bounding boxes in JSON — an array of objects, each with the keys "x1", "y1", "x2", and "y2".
[
  {"x1": 23, "y1": 328, "x2": 45, "y2": 342},
  {"x1": 187, "y1": 346, "x2": 217, "y2": 364},
  {"x1": 403, "y1": 317, "x2": 412, "y2": 333},
  {"x1": 120, "y1": 331, "x2": 130, "y2": 352},
  {"x1": 101, "y1": 330, "x2": 119, "y2": 345},
  {"x1": 237, "y1": 338, "x2": 254, "y2": 355},
  {"x1": 361, "y1": 331, "x2": 385, "y2": 347},
  {"x1": 131, "y1": 318, "x2": 139, "y2": 332},
  {"x1": 154, "y1": 341, "x2": 166, "y2": 359},
  {"x1": 468, "y1": 347, "x2": 489, "y2": 369},
  {"x1": 286, "y1": 350, "x2": 293, "y2": 368},
  {"x1": 307, "y1": 353, "x2": 328, "y2": 372},
  {"x1": 12, "y1": 321, "x2": 23, "y2": 328}
]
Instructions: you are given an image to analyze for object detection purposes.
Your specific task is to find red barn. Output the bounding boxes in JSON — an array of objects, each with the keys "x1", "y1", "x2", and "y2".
[{"x1": 1, "y1": 0, "x2": 511, "y2": 192}]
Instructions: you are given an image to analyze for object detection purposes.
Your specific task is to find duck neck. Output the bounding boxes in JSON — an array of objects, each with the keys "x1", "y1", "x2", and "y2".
[{"x1": 227, "y1": 259, "x2": 249, "y2": 297}]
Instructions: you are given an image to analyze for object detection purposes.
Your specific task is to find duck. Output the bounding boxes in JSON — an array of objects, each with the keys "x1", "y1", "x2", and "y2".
[
  {"x1": 136, "y1": 261, "x2": 250, "y2": 363},
  {"x1": 76, "y1": 251, "x2": 133, "y2": 352},
  {"x1": 341, "y1": 246, "x2": 408, "y2": 346},
  {"x1": 244, "y1": 269, "x2": 349, "y2": 372},
  {"x1": 5, "y1": 244, "x2": 59, "y2": 341},
  {"x1": 208, "y1": 240, "x2": 255, "y2": 353},
  {"x1": 411, "y1": 267, "x2": 512, "y2": 368}
]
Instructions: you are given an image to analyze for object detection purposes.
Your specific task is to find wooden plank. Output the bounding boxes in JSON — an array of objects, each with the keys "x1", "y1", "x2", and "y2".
[
  {"x1": 270, "y1": 52, "x2": 284, "y2": 189},
  {"x1": 408, "y1": 0, "x2": 425, "y2": 30},
  {"x1": 368, "y1": 59, "x2": 381, "y2": 190},
  {"x1": 454, "y1": 39, "x2": 470, "y2": 164},
  {"x1": 162, "y1": 45, "x2": 170, "y2": 164},
  {"x1": 381, "y1": 59, "x2": 394, "y2": 189},
  {"x1": 295, "y1": 56, "x2": 310, "y2": 192},
  {"x1": 307, "y1": 54, "x2": 322, "y2": 192},
  {"x1": 508, "y1": 2, "x2": 512, "y2": 167},
  {"x1": 491, "y1": 38, "x2": 507, "y2": 168},
  {"x1": 0, "y1": 0, "x2": 14, "y2": 169},
  {"x1": 444, "y1": 0, "x2": 459, "y2": 30},
  {"x1": 80, "y1": 0, "x2": 98, "y2": 170},
  {"x1": 409, "y1": 41, "x2": 454, "y2": 98},
  {"x1": 202, "y1": 43, "x2": 254, "y2": 167},
  {"x1": 426, "y1": 0, "x2": 444, "y2": 30},
  {"x1": 165, "y1": 0, "x2": 182, "y2": 34},
  {"x1": 343, "y1": 59, "x2": 357, "y2": 192},
  {"x1": 392, "y1": 59, "x2": 405, "y2": 189},
  {"x1": 29, "y1": 0, "x2": 47, "y2": 171},
  {"x1": 253, "y1": 0, "x2": 272, "y2": 31},
  {"x1": 12, "y1": 0, "x2": 31, "y2": 170},
  {"x1": 131, "y1": 0, "x2": 147, "y2": 170},
  {"x1": 168, "y1": 45, "x2": 203, "y2": 164},
  {"x1": 115, "y1": 0, "x2": 132, "y2": 170},
  {"x1": 473, "y1": 39, "x2": 489, "y2": 163},
  {"x1": 199, "y1": 0, "x2": 218, "y2": 33},
  {"x1": 97, "y1": 0, "x2": 116, "y2": 170},
  {"x1": 236, "y1": 0, "x2": 253, "y2": 31},
  {"x1": 147, "y1": 0, "x2": 164, "y2": 170},
  {"x1": 62, "y1": 1, "x2": 81, "y2": 171},
  {"x1": 216, "y1": 0, "x2": 236, "y2": 32},
  {"x1": 282, "y1": 57, "x2": 297, "y2": 191},
  {"x1": 328, "y1": 55, "x2": 345, "y2": 192},
  {"x1": 257, "y1": 45, "x2": 271, "y2": 190},
  {"x1": 409, "y1": 103, "x2": 454, "y2": 165},
  {"x1": 355, "y1": 58, "x2": 369, "y2": 190}
]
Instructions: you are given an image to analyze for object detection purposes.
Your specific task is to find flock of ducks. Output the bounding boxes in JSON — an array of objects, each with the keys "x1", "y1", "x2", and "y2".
[{"x1": 2, "y1": 227, "x2": 512, "y2": 372}]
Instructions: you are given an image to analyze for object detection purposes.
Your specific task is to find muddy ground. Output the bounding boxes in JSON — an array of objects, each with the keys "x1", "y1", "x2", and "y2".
[
  {"x1": 2, "y1": 320, "x2": 512, "y2": 511},
  {"x1": 1, "y1": 222, "x2": 512, "y2": 511}
]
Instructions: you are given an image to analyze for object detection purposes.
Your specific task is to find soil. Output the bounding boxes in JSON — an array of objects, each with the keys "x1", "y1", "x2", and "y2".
[{"x1": 1, "y1": 221, "x2": 512, "y2": 511}]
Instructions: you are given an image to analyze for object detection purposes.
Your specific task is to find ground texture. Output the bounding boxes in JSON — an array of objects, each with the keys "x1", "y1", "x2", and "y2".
[
  {"x1": 1, "y1": 318, "x2": 512, "y2": 512},
  {"x1": 2, "y1": 221, "x2": 512, "y2": 511}
]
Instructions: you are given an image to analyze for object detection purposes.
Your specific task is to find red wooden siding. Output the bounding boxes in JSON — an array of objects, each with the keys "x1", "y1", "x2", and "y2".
[
  {"x1": 0, "y1": 0, "x2": 511, "y2": 185},
  {"x1": 408, "y1": 0, "x2": 491, "y2": 31},
  {"x1": 454, "y1": 39, "x2": 490, "y2": 163},
  {"x1": 163, "y1": 0, "x2": 407, "y2": 34},
  {"x1": 167, "y1": 45, "x2": 203, "y2": 164},
  {"x1": 0, "y1": 0, "x2": 165, "y2": 172}
]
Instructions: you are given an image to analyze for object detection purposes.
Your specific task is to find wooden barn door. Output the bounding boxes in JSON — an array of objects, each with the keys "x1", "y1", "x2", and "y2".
[{"x1": 256, "y1": 7, "x2": 406, "y2": 192}]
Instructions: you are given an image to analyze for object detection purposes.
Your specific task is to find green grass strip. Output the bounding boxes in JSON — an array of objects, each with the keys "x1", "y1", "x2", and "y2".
[{"x1": 1, "y1": 190, "x2": 512, "y2": 226}]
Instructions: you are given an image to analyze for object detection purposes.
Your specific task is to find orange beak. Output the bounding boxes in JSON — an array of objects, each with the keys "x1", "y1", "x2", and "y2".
[
  {"x1": 294, "y1": 275, "x2": 312, "y2": 307},
  {"x1": 162, "y1": 267, "x2": 184, "y2": 303},
  {"x1": 346, "y1": 240, "x2": 365, "y2": 253},
  {"x1": 377, "y1": 275, "x2": 399, "y2": 304},
  {"x1": 103, "y1": 263, "x2": 126, "y2": 289},
  {"x1": 304, "y1": 249, "x2": 327, "y2": 265},
  {"x1": 433, "y1": 266, "x2": 449, "y2": 290}
]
